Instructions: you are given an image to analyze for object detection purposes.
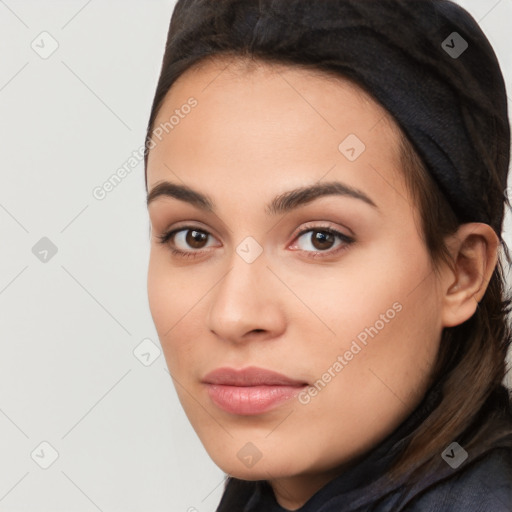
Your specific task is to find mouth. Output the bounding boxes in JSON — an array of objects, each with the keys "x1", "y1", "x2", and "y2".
[{"x1": 202, "y1": 366, "x2": 308, "y2": 415}]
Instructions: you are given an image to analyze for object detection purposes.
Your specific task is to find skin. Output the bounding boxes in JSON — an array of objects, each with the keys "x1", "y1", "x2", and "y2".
[{"x1": 145, "y1": 56, "x2": 499, "y2": 510}]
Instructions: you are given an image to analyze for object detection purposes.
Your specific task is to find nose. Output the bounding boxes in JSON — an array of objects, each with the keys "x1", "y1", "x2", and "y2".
[{"x1": 206, "y1": 248, "x2": 286, "y2": 344}]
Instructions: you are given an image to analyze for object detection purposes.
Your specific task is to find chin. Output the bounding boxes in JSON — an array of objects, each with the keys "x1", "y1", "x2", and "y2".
[
  {"x1": 206, "y1": 444, "x2": 307, "y2": 481},
  {"x1": 218, "y1": 463, "x2": 290, "y2": 482}
]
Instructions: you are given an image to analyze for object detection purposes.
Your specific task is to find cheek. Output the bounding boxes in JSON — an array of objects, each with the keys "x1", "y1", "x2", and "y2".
[
  {"x1": 337, "y1": 254, "x2": 439, "y2": 398},
  {"x1": 147, "y1": 250, "x2": 195, "y2": 314},
  {"x1": 147, "y1": 253, "x2": 191, "y2": 346},
  {"x1": 147, "y1": 254, "x2": 171, "y2": 329},
  {"x1": 301, "y1": 236, "x2": 440, "y2": 377},
  {"x1": 147, "y1": 252, "x2": 208, "y2": 372},
  {"x1": 300, "y1": 238, "x2": 432, "y2": 336}
]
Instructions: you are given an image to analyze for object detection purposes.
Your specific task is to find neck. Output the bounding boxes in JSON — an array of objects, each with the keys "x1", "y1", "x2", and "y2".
[{"x1": 268, "y1": 467, "x2": 348, "y2": 511}]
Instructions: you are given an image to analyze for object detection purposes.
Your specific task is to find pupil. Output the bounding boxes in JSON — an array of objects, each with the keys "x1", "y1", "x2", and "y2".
[
  {"x1": 187, "y1": 230, "x2": 206, "y2": 248},
  {"x1": 314, "y1": 231, "x2": 333, "y2": 250}
]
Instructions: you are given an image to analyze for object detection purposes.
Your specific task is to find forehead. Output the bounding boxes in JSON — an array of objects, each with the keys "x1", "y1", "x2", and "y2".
[
  {"x1": 146, "y1": 55, "x2": 404, "y2": 206},
  {"x1": 154, "y1": 54, "x2": 394, "y2": 127}
]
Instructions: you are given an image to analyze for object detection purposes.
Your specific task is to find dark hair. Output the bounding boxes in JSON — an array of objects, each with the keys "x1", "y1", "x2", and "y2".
[{"x1": 143, "y1": 0, "x2": 512, "y2": 500}]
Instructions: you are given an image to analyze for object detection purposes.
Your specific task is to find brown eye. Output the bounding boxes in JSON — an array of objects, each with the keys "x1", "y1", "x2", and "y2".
[
  {"x1": 185, "y1": 229, "x2": 209, "y2": 249},
  {"x1": 156, "y1": 226, "x2": 218, "y2": 260},
  {"x1": 296, "y1": 228, "x2": 346, "y2": 252},
  {"x1": 310, "y1": 230, "x2": 336, "y2": 251},
  {"x1": 292, "y1": 226, "x2": 354, "y2": 259}
]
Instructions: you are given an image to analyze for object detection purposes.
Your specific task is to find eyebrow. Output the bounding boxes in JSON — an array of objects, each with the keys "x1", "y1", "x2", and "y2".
[{"x1": 146, "y1": 180, "x2": 378, "y2": 215}]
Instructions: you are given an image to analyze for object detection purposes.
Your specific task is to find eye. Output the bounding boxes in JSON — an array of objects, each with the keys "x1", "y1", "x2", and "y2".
[
  {"x1": 156, "y1": 226, "x2": 217, "y2": 259},
  {"x1": 291, "y1": 225, "x2": 354, "y2": 259}
]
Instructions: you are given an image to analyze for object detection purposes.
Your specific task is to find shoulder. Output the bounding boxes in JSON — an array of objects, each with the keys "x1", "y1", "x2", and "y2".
[{"x1": 402, "y1": 446, "x2": 512, "y2": 512}]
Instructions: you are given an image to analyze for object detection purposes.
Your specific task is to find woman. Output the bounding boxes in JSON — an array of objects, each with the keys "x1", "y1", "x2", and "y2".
[{"x1": 143, "y1": 1, "x2": 512, "y2": 510}]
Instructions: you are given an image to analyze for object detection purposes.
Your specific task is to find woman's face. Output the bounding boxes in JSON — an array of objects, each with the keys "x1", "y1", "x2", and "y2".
[{"x1": 146, "y1": 57, "x2": 444, "y2": 491}]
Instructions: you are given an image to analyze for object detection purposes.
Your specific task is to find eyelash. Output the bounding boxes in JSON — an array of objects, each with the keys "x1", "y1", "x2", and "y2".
[{"x1": 156, "y1": 224, "x2": 355, "y2": 260}]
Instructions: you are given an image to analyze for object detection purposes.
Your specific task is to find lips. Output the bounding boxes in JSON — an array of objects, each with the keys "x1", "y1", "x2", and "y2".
[
  {"x1": 202, "y1": 366, "x2": 308, "y2": 415},
  {"x1": 202, "y1": 366, "x2": 307, "y2": 387}
]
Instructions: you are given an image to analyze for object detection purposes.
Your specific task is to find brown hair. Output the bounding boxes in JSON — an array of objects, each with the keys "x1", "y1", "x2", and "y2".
[{"x1": 143, "y1": 0, "x2": 512, "y2": 495}]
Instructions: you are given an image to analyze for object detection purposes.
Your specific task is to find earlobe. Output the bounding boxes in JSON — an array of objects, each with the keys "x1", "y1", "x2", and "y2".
[{"x1": 441, "y1": 223, "x2": 500, "y2": 328}]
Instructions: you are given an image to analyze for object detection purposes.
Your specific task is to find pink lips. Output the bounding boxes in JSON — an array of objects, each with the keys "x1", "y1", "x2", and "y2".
[{"x1": 202, "y1": 366, "x2": 308, "y2": 415}]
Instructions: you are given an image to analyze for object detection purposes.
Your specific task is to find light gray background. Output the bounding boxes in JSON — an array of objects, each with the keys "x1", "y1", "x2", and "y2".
[{"x1": 0, "y1": 1, "x2": 511, "y2": 511}]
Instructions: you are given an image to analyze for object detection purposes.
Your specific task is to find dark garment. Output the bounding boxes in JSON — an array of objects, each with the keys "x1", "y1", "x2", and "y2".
[{"x1": 216, "y1": 384, "x2": 512, "y2": 511}]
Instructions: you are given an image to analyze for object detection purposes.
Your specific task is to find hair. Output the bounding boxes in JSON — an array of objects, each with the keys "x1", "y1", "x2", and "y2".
[
  {"x1": 143, "y1": 0, "x2": 512, "y2": 502},
  {"x1": 389, "y1": 125, "x2": 512, "y2": 485}
]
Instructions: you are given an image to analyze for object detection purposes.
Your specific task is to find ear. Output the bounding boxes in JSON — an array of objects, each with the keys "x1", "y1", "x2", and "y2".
[{"x1": 440, "y1": 223, "x2": 500, "y2": 328}]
